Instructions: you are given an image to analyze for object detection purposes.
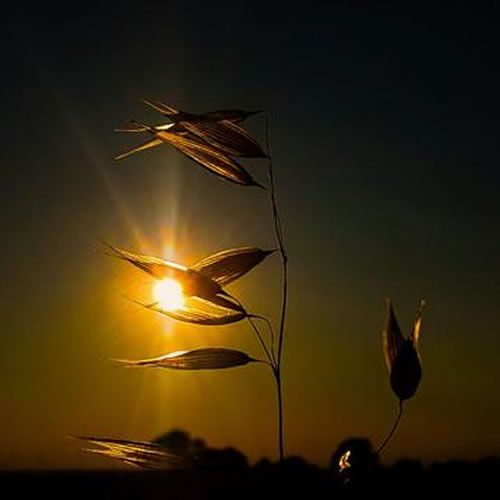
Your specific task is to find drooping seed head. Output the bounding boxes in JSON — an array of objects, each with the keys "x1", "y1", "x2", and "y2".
[{"x1": 383, "y1": 299, "x2": 424, "y2": 401}]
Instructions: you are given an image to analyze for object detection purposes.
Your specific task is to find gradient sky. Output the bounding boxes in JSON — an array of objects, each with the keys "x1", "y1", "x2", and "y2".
[{"x1": 2, "y1": 2, "x2": 499, "y2": 469}]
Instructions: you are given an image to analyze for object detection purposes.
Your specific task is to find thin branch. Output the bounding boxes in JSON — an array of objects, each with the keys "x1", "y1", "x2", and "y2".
[
  {"x1": 376, "y1": 400, "x2": 404, "y2": 456},
  {"x1": 225, "y1": 294, "x2": 275, "y2": 369},
  {"x1": 247, "y1": 315, "x2": 276, "y2": 371},
  {"x1": 250, "y1": 314, "x2": 276, "y2": 365}
]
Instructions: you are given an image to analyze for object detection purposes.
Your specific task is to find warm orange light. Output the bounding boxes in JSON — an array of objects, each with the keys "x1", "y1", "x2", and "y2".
[{"x1": 153, "y1": 278, "x2": 185, "y2": 311}]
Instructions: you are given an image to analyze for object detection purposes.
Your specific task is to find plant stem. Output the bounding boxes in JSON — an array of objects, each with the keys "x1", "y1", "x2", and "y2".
[
  {"x1": 247, "y1": 315, "x2": 275, "y2": 369},
  {"x1": 274, "y1": 369, "x2": 284, "y2": 462},
  {"x1": 266, "y1": 114, "x2": 288, "y2": 464},
  {"x1": 226, "y1": 296, "x2": 275, "y2": 369},
  {"x1": 376, "y1": 400, "x2": 404, "y2": 456},
  {"x1": 251, "y1": 315, "x2": 276, "y2": 364}
]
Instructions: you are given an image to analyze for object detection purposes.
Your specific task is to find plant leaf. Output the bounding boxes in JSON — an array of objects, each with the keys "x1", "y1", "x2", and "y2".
[
  {"x1": 115, "y1": 347, "x2": 260, "y2": 370},
  {"x1": 202, "y1": 109, "x2": 262, "y2": 123},
  {"x1": 179, "y1": 120, "x2": 267, "y2": 158},
  {"x1": 143, "y1": 100, "x2": 261, "y2": 123},
  {"x1": 191, "y1": 247, "x2": 275, "y2": 286},
  {"x1": 103, "y1": 242, "x2": 233, "y2": 302},
  {"x1": 154, "y1": 128, "x2": 264, "y2": 187},
  {"x1": 142, "y1": 99, "x2": 179, "y2": 117},
  {"x1": 134, "y1": 300, "x2": 246, "y2": 325},
  {"x1": 409, "y1": 300, "x2": 425, "y2": 347},
  {"x1": 194, "y1": 293, "x2": 246, "y2": 313},
  {"x1": 382, "y1": 299, "x2": 424, "y2": 401},
  {"x1": 115, "y1": 122, "x2": 180, "y2": 133},
  {"x1": 114, "y1": 138, "x2": 163, "y2": 160},
  {"x1": 389, "y1": 340, "x2": 422, "y2": 401},
  {"x1": 146, "y1": 101, "x2": 267, "y2": 158},
  {"x1": 102, "y1": 241, "x2": 188, "y2": 281},
  {"x1": 77, "y1": 437, "x2": 190, "y2": 469},
  {"x1": 382, "y1": 298, "x2": 405, "y2": 372}
]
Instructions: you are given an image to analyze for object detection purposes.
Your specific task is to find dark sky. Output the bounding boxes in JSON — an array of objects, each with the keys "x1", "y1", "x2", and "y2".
[{"x1": 2, "y1": 2, "x2": 499, "y2": 469}]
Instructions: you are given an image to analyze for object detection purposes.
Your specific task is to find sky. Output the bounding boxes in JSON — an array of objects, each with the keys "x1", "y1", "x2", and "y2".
[{"x1": 1, "y1": 2, "x2": 499, "y2": 469}]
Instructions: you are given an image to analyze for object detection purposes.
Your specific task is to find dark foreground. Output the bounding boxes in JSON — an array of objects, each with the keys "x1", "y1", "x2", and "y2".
[{"x1": 2, "y1": 456, "x2": 499, "y2": 498}]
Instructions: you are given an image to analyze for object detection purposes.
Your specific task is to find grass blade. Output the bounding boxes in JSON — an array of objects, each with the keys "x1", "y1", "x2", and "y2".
[
  {"x1": 382, "y1": 298, "x2": 405, "y2": 371},
  {"x1": 115, "y1": 347, "x2": 261, "y2": 370},
  {"x1": 382, "y1": 299, "x2": 424, "y2": 401},
  {"x1": 191, "y1": 247, "x2": 275, "y2": 285},
  {"x1": 101, "y1": 241, "x2": 187, "y2": 281},
  {"x1": 144, "y1": 101, "x2": 260, "y2": 123},
  {"x1": 409, "y1": 300, "x2": 425, "y2": 347},
  {"x1": 114, "y1": 122, "x2": 179, "y2": 133},
  {"x1": 134, "y1": 300, "x2": 247, "y2": 325},
  {"x1": 389, "y1": 340, "x2": 422, "y2": 401},
  {"x1": 180, "y1": 120, "x2": 267, "y2": 158},
  {"x1": 201, "y1": 109, "x2": 262, "y2": 123},
  {"x1": 114, "y1": 137, "x2": 163, "y2": 160},
  {"x1": 155, "y1": 128, "x2": 264, "y2": 187},
  {"x1": 146, "y1": 101, "x2": 267, "y2": 158},
  {"x1": 77, "y1": 437, "x2": 190, "y2": 469},
  {"x1": 195, "y1": 293, "x2": 246, "y2": 313},
  {"x1": 103, "y1": 242, "x2": 244, "y2": 306}
]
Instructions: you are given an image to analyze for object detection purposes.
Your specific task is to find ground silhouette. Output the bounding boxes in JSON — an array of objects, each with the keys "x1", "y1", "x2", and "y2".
[{"x1": 1, "y1": 430, "x2": 498, "y2": 497}]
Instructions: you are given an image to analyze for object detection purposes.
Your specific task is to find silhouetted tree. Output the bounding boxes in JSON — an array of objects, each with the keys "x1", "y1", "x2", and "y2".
[
  {"x1": 153, "y1": 429, "x2": 248, "y2": 470},
  {"x1": 198, "y1": 446, "x2": 248, "y2": 471},
  {"x1": 392, "y1": 458, "x2": 424, "y2": 476},
  {"x1": 153, "y1": 429, "x2": 192, "y2": 455}
]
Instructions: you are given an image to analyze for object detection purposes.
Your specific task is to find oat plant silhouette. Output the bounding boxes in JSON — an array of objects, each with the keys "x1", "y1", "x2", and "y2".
[
  {"x1": 80, "y1": 102, "x2": 289, "y2": 465},
  {"x1": 377, "y1": 298, "x2": 425, "y2": 455},
  {"x1": 338, "y1": 299, "x2": 426, "y2": 481}
]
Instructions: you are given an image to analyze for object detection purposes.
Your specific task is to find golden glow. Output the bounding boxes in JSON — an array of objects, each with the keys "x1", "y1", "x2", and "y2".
[
  {"x1": 153, "y1": 278, "x2": 185, "y2": 311},
  {"x1": 339, "y1": 450, "x2": 352, "y2": 472}
]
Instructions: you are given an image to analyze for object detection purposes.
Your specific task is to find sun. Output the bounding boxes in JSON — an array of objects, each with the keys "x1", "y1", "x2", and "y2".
[{"x1": 153, "y1": 278, "x2": 185, "y2": 311}]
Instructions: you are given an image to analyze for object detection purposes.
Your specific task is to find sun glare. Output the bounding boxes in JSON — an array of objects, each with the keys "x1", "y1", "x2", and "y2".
[{"x1": 153, "y1": 278, "x2": 185, "y2": 311}]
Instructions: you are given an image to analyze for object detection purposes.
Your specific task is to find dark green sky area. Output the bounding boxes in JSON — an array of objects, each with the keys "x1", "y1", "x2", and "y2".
[{"x1": 2, "y1": 2, "x2": 499, "y2": 469}]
